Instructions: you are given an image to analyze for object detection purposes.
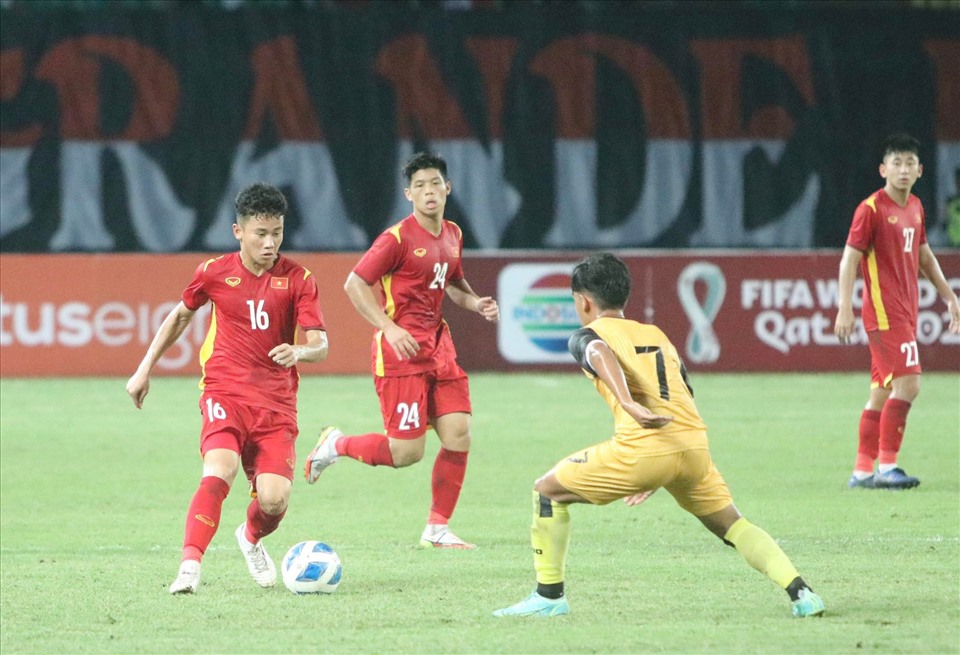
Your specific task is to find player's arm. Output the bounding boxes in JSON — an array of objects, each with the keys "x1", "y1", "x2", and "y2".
[
  {"x1": 343, "y1": 271, "x2": 418, "y2": 359},
  {"x1": 445, "y1": 278, "x2": 499, "y2": 322},
  {"x1": 126, "y1": 301, "x2": 196, "y2": 409},
  {"x1": 568, "y1": 328, "x2": 673, "y2": 429},
  {"x1": 268, "y1": 329, "x2": 329, "y2": 368},
  {"x1": 918, "y1": 243, "x2": 960, "y2": 333},
  {"x1": 834, "y1": 245, "x2": 863, "y2": 343}
]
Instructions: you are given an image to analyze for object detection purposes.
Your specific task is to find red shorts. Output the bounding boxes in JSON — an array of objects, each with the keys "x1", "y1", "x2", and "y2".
[
  {"x1": 374, "y1": 358, "x2": 471, "y2": 439},
  {"x1": 867, "y1": 325, "x2": 922, "y2": 389},
  {"x1": 198, "y1": 391, "x2": 299, "y2": 483}
]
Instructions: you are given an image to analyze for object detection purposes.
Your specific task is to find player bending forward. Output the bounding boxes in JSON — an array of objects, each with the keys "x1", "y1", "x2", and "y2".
[
  {"x1": 494, "y1": 253, "x2": 824, "y2": 618},
  {"x1": 304, "y1": 152, "x2": 498, "y2": 549},
  {"x1": 127, "y1": 183, "x2": 328, "y2": 594}
]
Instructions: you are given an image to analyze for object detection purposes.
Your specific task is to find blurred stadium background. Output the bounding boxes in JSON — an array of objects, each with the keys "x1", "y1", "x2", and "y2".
[{"x1": 1, "y1": 0, "x2": 958, "y2": 376}]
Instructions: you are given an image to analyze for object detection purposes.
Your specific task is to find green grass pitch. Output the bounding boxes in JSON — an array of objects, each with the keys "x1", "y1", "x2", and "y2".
[{"x1": 1, "y1": 372, "x2": 958, "y2": 654}]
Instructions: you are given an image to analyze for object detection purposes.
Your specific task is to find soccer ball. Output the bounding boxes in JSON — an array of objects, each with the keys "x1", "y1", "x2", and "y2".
[{"x1": 281, "y1": 541, "x2": 343, "y2": 594}]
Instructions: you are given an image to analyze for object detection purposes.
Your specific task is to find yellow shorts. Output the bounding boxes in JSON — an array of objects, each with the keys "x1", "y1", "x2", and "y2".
[{"x1": 551, "y1": 438, "x2": 732, "y2": 517}]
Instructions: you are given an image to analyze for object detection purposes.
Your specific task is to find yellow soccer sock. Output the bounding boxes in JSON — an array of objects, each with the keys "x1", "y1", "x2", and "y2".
[
  {"x1": 724, "y1": 517, "x2": 799, "y2": 589},
  {"x1": 530, "y1": 490, "x2": 571, "y2": 587}
]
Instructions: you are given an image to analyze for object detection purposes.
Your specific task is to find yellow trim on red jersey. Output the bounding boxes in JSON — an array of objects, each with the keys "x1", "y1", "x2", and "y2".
[
  {"x1": 387, "y1": 223, "x2": 403, "y2": 243},
  {"x1": 382, "y1": 273, "x2": 396, "y2": 319},
  {"x1": 303, "y1": 268, "x2": 313, "y2": 280},
  {"x1": 197, "y1": 305, "x2": 218, "y2": 389},
  {"x1": 374, "y1": 330, "x2": 385, "y2": 377},
  {"x1": 201, "y1": 255, "x2": 222, "y2": 272},
  {"x1": 865, "y1": 194, "x2": 877, "y2": 213},
  {"x1": 866, "y1": 249, "x2": 889, "y2": 330}
]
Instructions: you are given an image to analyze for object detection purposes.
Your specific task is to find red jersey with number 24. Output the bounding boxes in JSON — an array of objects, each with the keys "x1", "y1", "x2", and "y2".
[
  {"x1": 352, "y1": 215, "x2": 465, "y2": 377},
  {"x1": 181, "y1": 252, "x2": 325, "y2": 414},
  {"x1": 846, "y1": 188, "x2": 926, "y2": 332}
]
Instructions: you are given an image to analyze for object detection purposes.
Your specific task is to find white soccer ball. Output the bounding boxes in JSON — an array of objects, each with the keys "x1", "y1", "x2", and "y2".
[{"x1": 281, "y1": 541, "x2": 343, "y2": 594}]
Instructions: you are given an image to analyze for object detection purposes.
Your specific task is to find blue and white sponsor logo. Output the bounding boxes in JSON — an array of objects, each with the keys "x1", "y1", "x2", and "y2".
[{"x1": 497, "y1": 263, "x2": 578, "y2": 363}]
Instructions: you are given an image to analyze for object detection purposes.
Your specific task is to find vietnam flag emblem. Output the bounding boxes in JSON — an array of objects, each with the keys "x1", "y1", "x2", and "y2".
[{"x1": 271, "y1": 277, "x2": 289, "y2": 289}]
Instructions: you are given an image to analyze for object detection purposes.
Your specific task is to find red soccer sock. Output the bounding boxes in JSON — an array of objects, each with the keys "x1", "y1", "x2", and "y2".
[
  {"x1": 878, "y1": 398, "x2": 911, "y2": 466},
  {"x1": 181, "y1": 476, "x2": 230, "y2": 562},
  {"x1": 428, "y1": 448, "x2": 469, "y2": 525},
  {"x1": 244, "y1": 500, "x2": 286, "y2": 544},
  {"x1": 854, "y1": 409, "x2": 882, "y2": 473},
  {"x1": 339, "y1": 433, "x2": 395, "y2": 467}
]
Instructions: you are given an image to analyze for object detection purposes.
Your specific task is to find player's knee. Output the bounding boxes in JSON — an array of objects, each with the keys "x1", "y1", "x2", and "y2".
[
  {"x1": 202, "y1": 464, "x2": 239, "y2": 482},
  {"x1": 532, "y1": 474, "x2": 562, "y2": 499},
  {"x1": 893, "y1": 377, "x2": 921, "y2": 402},
  {"x1": 390, "y1": 443, "x2": 425, "y2": 467},
  {"x1": 443, "y1": 430, "x2": 471, "y2": 452},
  {"x1": 256, "y1": 493, "x2": 288, "y2": 516}
]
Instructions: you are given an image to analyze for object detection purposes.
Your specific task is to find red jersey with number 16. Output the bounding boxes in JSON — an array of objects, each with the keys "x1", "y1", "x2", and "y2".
[
  {"x1": 846, "y1": 188, "x2": 926, "y2": 332},
  {"x1": 352, "y1": 215, "x2": 465, "y2": 377},
  {"x1": 181, "y1": 252, "x2": 325, "y2": 414}
]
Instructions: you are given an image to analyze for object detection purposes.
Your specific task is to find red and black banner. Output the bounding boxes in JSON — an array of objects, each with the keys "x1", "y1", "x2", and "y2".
[{"x1": 1, "y1": 4, "x2": 958, "y2": 253}]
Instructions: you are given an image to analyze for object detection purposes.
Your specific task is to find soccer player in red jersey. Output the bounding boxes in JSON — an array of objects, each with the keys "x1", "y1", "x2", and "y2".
[
  {"x1": 304, "y1": 152, "x2": 499, "y2": 549},
  {"x1": 835, "y1": 133, "x2": 960, "y2": 490},
  {"x1": 126, "y1": 183, "x2": 329, "y2": 593}
]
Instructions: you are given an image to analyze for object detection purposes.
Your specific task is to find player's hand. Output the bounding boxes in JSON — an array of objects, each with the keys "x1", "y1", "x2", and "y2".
[
  {"x1": 125, "y1": 373, "x2": 150, "y2": 409},
  {"x1": 383, "y1": 323, "x2": 419, "y2": 360},
  {"x1": 947, "y1": 298, "x2": 960, "y2": 334},
  {"x1": 623, "y1": 488, "x2": 658, "y2": 506},
  {"x1": 622, "y1": 401, "x2": 673, "y2": 429},
  {"x1": 476, "y1": 296, "x2": 499, "y2": 322},
  {"x1": 834, "y1": 306, "x2": 856, "y2": 343},
  {"x1": 269, "y1": 343, "x2": 300, "y2": 368}
]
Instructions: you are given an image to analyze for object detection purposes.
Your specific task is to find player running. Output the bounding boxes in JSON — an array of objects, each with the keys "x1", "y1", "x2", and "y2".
[
  {"x1": 836, "y1": 133, "x2": 960, "y2": 490},
  {"x1": 494, "y1": 253, "x2": 824, "y2": 618},
  {"x1": 304, "y1": 152, "x2": 498, "y2": 549},
  {"x1": 127, "y1": 183, "x2": 328, "y2": 594}
]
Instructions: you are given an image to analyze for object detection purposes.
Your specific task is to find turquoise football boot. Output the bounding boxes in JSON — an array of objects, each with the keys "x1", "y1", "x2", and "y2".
[
  {"x1": 791, "y1": 588, "x2": 826, "y2": 618},
  {"x1": 493, "y1": 592, "x2": 570, "y2": 617}
]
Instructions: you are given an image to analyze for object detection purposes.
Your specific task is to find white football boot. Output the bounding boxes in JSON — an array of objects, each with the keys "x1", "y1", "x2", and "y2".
[
  {"x1": 235, "y1": 524, "x2": 276, "y2": 587},
  {"x1": 304, "y1": 427, "x2": 343, "y2": 484},
  {"x1": 419, "y1": 524, "x2": 477, "y2": 550},
  {"x1": 168, "y1": 560, "x2": 201, "y2": 594}
]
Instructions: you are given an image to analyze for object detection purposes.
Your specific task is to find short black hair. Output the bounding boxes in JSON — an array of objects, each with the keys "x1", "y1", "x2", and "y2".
[
  {"x1": 402, "y1": 152, "x2": 448, "y2": 184},
  {"x1": 882, "y1": 133, "x2": 921, "y2": 159},
  {"x1": 235, "y1": 183, "x2": 288, "y2": 222},
  {"x1": 571, "y1": 253, "x2": 631, "y2": 310}
]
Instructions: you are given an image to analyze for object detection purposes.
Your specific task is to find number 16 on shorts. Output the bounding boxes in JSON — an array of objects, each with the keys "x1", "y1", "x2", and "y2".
[{"x1": 206, "y1": 397, "x2": 227, "y2": 422}]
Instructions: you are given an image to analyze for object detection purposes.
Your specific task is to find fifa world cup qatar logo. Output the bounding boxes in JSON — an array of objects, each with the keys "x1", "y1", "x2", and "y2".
[{"x1": 677, "y1": 262, "x2": 726, "y2": 364}]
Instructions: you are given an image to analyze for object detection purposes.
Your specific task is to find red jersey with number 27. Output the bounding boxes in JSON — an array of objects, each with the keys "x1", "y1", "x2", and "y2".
[
  {"x1": 352, "y1": 215, "x2": 465, "y2": 377},
  {"x1": 846, "y1": 188, "x2": 926, "y2": 332},
  {"x1": 181, "y1": 252, "x2": 325, "y2": 414}
]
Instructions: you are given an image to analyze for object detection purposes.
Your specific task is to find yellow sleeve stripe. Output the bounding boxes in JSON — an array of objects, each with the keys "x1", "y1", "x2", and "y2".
[
  {"x1": 866, "y1": 250, "x2": 889, "y2": 330},
  {"x1": 197, "y1": 305, "x2": 218, "y2": 389},
  {"x1": 303, "y1": 268, "x2": 313, "y2": 281},
  {"x1": 201, "y1": 256, "x2": 220, "y2": 272},
  {"x1": 865, "y1": 194, "x2": 877, "y2": 213},
  {"x1": 388, "y1": 223, "x2": 403, "y2": 243}
]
